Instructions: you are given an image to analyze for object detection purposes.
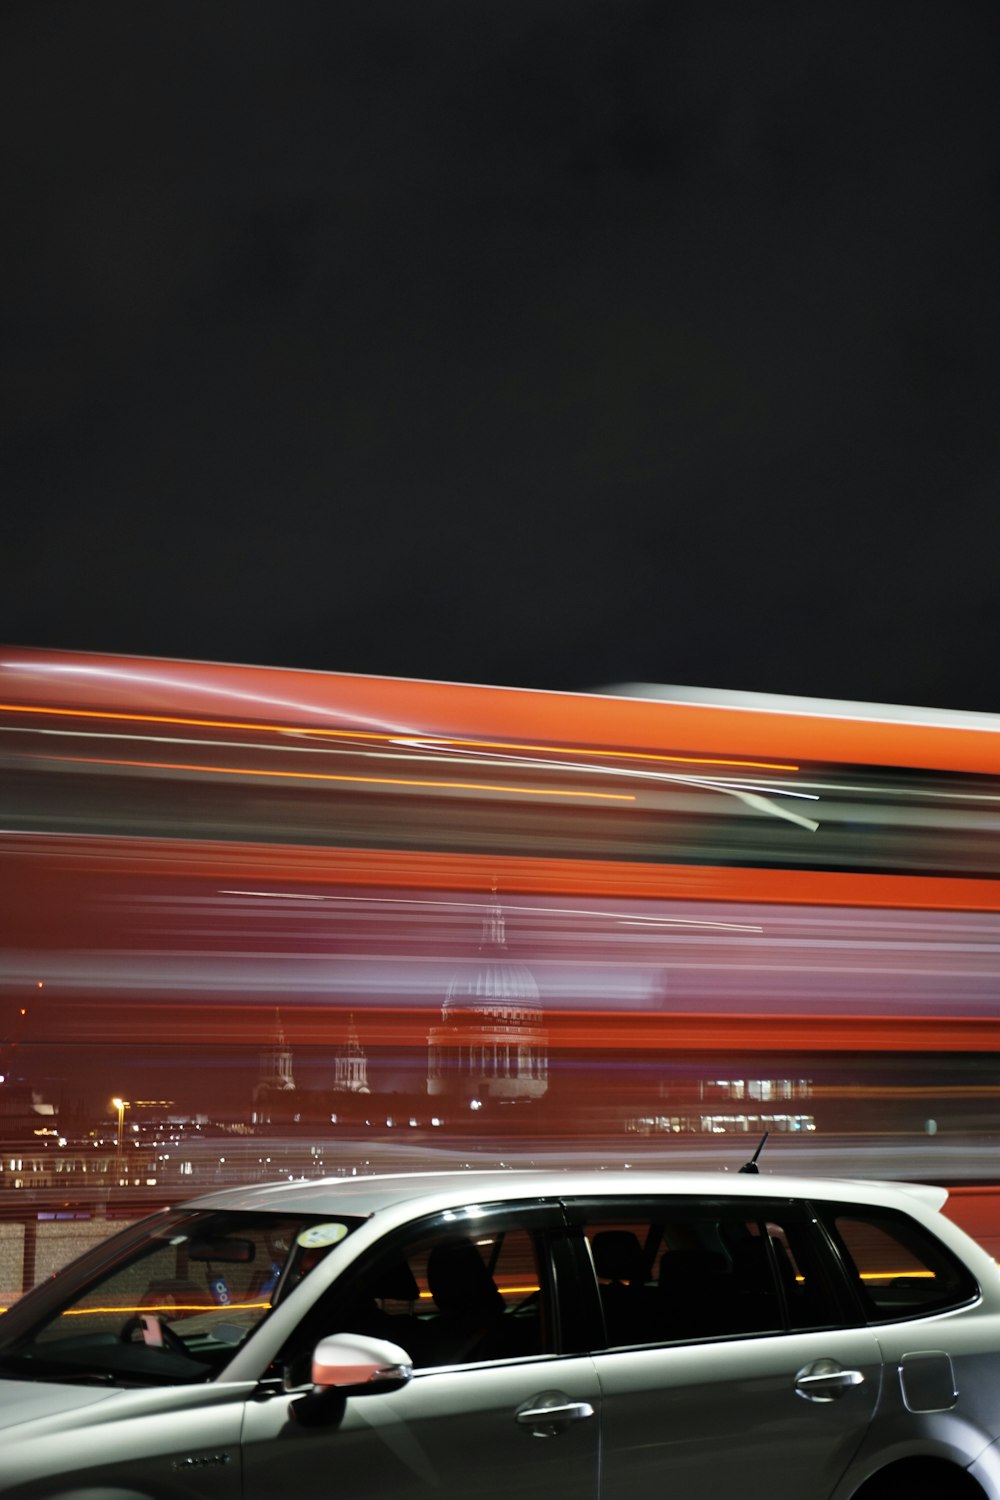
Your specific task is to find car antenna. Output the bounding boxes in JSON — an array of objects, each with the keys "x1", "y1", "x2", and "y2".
[{"x1": 739, "y1": 1130, "x2": 769, "y2": 1174}]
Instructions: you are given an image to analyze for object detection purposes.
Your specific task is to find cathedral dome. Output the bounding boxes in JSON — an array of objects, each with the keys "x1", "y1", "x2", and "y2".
[
  {"x1": 443, "y1": 960, "x2": 541, "y2": 1017},
  {"x1": 440, "y1": 893, "x2": 542, "y2": 1020},
  {"x1": 428, "y1": 890, "x2": 547, "y2": 1102}
]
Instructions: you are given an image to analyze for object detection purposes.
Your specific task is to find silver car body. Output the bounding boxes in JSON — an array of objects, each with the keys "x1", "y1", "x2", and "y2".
[{"x1": 2, "y1": 1168, "x2": 1000, "y2": 1499}]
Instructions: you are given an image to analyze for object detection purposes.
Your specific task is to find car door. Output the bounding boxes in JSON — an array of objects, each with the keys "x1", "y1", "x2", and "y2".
[
  {"x1": 567, "y1": 1195, "x2": 882, "y2": 1500},
  {"x1": 241, "y1": 1201, "x2": 601, "y2": 1500}
]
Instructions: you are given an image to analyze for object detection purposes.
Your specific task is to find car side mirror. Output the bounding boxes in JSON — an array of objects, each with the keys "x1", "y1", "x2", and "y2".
[{"x1": 311, "y1": 1332, "x2": 413, "y2": 1395}]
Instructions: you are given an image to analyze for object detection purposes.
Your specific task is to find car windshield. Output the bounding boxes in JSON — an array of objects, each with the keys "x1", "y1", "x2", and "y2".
[{"x1": 0, "y1": 1208, "x2": 362, "y2": 1387}]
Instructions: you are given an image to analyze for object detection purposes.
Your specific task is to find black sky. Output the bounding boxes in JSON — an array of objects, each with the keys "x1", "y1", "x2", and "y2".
[{"x1": 4, "y1": 2, "x2": 1000, "y2": 710}]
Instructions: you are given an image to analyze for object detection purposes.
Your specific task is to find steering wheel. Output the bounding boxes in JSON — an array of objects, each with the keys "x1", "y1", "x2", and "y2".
[{"x1": 119, "y1": 1314, "x2": 189, "y2": 1357}]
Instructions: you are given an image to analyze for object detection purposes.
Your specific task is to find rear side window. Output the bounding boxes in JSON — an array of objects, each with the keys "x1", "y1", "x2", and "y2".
[
  {"x1": 815, "y1": 1204, "x2": 978, "y2": 1322},
  {"x1": 573, "y1": 1198, "x2": 849, "y2": 1348}
]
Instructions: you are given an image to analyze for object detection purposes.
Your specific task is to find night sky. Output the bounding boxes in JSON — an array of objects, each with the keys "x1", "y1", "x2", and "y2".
[{"x1": 4, "y1": 2, "x2": 1000, "y2": 710}]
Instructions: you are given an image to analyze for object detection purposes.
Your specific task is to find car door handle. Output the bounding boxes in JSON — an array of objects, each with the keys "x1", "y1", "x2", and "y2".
[
  {"x1": 516, "y1": 1390, "x2": 595, "y2": 1436},
  {"x1": 794, "y1": 1359, "x2": 865, "y2": 1402}
]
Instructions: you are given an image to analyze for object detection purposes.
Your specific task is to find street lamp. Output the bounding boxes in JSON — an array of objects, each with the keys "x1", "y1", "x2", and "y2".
[{"x1": 112, "y1": 1097, "x2": 130, "y2": 1182}]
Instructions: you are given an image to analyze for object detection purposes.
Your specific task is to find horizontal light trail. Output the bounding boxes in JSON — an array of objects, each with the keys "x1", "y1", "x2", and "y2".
[
  {"x1": 8, "y1": 834, "x2": 998, "y2": 911},
  {"x1": 6, "y1": 648, "x2": 1000, "y2": 773},
  {"x1": 13, "y1": 1000, "x2": 1000, "y2": 1053},
  {"x1": 60, "y1": 1301, "x2": 271, "y2": 1316},
  {"x1": 0, "y1": 701, "x2": 798, "y2": 772},
  {"x1": 219, "y1": 890, "x2": 764, "y2": 934},
  {"x1": 392, "y1": 735, "x2": 798, "y2": 773},
  {"x1": 34, "y1": 755, "x2": 636, "y2": 802}
]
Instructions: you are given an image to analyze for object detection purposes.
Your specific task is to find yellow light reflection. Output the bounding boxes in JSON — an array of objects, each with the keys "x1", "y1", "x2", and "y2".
[{"x1": 61, "y1": 1301, "x2": 272, "y2": 1315}]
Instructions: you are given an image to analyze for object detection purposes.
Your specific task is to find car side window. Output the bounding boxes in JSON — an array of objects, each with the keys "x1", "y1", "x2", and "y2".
[
  {"x1": 404, "y1": 1225, "x2": 547, "y2": 1366},
  {"x1": 578, "y1": 1199, "x2": 847, "y2": 1348},
  {"x1": 282, "y1": 1213, "x2": 556, "y2": 1380},
  {"x1": 815, "y1": 1204, "x2": 979, "y2": 1322}
]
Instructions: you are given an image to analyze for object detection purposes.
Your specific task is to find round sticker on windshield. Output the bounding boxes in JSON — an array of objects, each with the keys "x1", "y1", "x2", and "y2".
[{"x1": 297, "y1": 1223, "x2": 348, "y2": 1250}]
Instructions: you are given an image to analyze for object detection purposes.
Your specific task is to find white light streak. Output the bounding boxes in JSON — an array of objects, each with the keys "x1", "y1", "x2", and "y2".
[{"x1": 218, "y1": 890, "x2": 763, "y2": 933}]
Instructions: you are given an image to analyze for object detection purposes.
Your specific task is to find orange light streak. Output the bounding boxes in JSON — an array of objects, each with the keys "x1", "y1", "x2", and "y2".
[
  {"x1": 26, "y1": 997, "x2": 1000, "y2": 1054},
  {"x1": 36, "y1": 754, "x2": 636, "y2": 802},
  {"x1": 0, "y1": 701, "x2": 797, "y2": 772},
  {"x1": 857, "y1": 1271, "x2": 934, "y2": 1281},
  {"x1": 61, "y1": 1301, "x2": 271, "y2": 1316},
  {"x1": 0, "y1": 701, "x2": 355, "y2": 735},
  {"x1": 5, "y1": 649, "x2": 1000, "y2": 774},
  {"x1": 417, "y1": 1284, "x2": 539, "y2": 1300},
  {"x1": 0, "y1": 1278, "x2": 941, "y2": 1318}
]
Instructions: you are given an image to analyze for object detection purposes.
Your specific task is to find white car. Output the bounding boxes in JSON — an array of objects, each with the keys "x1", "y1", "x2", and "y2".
[{"x1": 1, "y1": 1167, "x2": 999, "y2": 1499}]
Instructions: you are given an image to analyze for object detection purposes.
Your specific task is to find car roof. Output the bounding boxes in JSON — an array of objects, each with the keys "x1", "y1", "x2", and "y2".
[{"x1": 180, "y1": 1168, "x2": 949, "y2": 1221}]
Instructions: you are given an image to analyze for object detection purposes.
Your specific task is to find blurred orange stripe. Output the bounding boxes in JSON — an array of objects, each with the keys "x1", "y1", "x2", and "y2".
[
  {"x1": 32, "y1": 1001, "x2": 1000, "y2": 1054},
  {"x1": 5, "y1": 835, "x2": 998, "y2": 912},
  {"x1": 4, "y1": 648, "x2": 1000, "y2": 774}
]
